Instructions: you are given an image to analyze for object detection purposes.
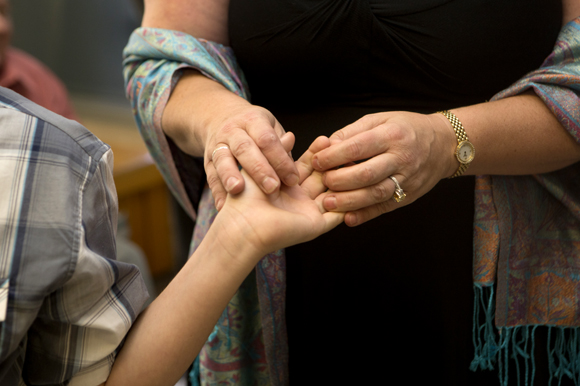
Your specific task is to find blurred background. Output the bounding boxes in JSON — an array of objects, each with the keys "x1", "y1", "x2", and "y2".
[
  {"x1": 12, "y1": 0, "x2": 140, "y2": 103},
  {"x1": 11, "y1": 0, "x2": 192, "y2": 297}
]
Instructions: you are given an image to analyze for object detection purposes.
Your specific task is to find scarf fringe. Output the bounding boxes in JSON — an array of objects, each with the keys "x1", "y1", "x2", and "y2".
[{"x1": 471, "y1": 285, "x2": 580, "y2": 385}]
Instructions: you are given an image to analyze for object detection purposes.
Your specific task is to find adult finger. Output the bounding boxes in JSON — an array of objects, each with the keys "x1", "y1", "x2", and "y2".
[
  {"x1": 295, "y1": 136, "x2": 331, "y2": 184},
  {"x1": 322, "y1": 153, "x2": 398, "y2": 192},
  {"x1": 205, "y1": 160, "x2": 229, "y2": 211},
  {"x1": 225, "y1": 129, "x2": 284, "y2": 194},
  {"x1": 313, "y1": 126, "x2": 389, "y2": 172},
  {"x1": 211, "y1": 143, "x2": 244, "y2": 195},
  {"x1": 246, "y1": 119, "x2": 300, "y2": 187},
  {"x1": 280, "y1": 131, "x2": 295, "y2": 155},
  {"x1": 321, "y1": 176, "x2": 405, "y2": 213},
  {"x1": 345, "y1": 200, "x2": 398, "y2": 227},
  {"x1": 328, "y1": 114, "x2": 386, "y2": 144}
]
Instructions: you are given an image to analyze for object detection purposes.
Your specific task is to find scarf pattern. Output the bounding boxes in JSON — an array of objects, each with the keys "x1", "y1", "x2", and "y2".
[{"x1": 472, "y1": 18, "x2": 580, "y2": 384}]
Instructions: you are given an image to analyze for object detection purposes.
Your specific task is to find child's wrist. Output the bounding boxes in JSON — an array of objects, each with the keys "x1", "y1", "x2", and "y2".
[{"x1": 207, "y1": 211, "x2": 267, "y2": 267}]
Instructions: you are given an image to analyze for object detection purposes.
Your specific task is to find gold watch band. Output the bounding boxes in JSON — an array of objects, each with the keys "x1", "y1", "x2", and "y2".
[
  {"x1": 452, "y1": 162, "x2": 470, "y2": 178},
  {"x1": 438, "y1": 110, "x2": 472, "y2": 178}
]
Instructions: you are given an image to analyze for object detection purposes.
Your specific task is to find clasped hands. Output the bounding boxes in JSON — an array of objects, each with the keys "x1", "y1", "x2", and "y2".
[{"x1": 210, "y1": 109, "x2": 457, "y2": 240}]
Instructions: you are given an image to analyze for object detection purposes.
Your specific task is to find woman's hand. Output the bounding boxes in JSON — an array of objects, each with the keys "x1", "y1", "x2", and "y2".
[
  {"x1": 162, "y1": 71, "x2": 300, "y2": 211},
  {"x1": 203, "y1": 103, "x2": 300, "y2": 211},
  {"x1": 311, "y1": 111, "x2": 458, "y2": 227}
]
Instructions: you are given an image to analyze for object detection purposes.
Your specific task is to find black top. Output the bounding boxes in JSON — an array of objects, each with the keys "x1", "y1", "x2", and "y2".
[
  {"x1": 231, "y1": 0, "x2": 561, "y2": 154},
  {"x1": 231, "y1": 1, "x2": 560, "y2": 106},
  {"x1": 228, "y1": 1, "x2": 563, "y2": 384}
]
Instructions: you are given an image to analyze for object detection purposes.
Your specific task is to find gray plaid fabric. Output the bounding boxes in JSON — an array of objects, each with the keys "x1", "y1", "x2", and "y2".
[{"x1": 0, "y1": 87, "x2": 148, "y2": 386}]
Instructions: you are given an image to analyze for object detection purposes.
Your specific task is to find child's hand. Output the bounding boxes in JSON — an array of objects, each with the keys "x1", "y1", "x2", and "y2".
[{"x1": 216, "y1": 136, "x2": 344, "y2": 259}]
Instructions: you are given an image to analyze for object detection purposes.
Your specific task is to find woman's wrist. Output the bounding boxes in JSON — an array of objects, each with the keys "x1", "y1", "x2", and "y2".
[
  {"x1": 162, "y1": 69, "x2": 251, "y2": 158},
  {"x1": 429, "y1": 112, "x2": 463, "y2": 179},
  {"x1": 162, "y1": 70, "x2": 208, "y2": 157},
  {"x1": 448, "y1": 95, "x2": 580, "y2": 176}
]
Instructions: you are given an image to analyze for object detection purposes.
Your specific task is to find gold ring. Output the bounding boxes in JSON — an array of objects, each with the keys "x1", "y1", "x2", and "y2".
[
  {"x1": 390, "y1": 176, "x2": 406, "y2": 203},
  {"x1": 211, "y1": 146, "x2": 229, "y2": 161}
]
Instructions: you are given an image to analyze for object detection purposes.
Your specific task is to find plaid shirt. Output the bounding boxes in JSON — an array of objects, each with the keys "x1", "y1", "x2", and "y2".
[{"x1": 0, "y1": 87, "x2": 148, "y2": 385}]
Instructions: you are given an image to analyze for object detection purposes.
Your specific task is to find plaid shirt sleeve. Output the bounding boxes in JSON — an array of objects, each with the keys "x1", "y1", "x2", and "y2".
[{"x1": 0, "y1": 87, "x2": 149, "y2": 386}]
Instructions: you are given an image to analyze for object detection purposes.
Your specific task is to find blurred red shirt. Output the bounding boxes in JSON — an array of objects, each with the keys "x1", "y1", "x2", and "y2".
[{"x1": 0, "y1": 47, "x2": 77, "y2": 120}]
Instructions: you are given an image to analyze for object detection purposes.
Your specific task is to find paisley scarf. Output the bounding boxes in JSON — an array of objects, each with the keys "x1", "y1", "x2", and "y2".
[{"x1": 472, "y1": 19, "x2": 580, "y2": 385}]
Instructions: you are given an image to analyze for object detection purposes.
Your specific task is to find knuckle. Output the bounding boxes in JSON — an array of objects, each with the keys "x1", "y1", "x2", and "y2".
[
  {"x1": 394, "y1": 147, "x2": 410, "y2": 162},
  {"x1": 360, "y1": 114, "x2": 375, "y2": 125},
  {"x1": 272, "y1": 155, "x2": 293, "y2": 173},
  {"x1": 248, "y1": 161, "x2": 268, "y2": 178},
  {"x1": 395, "y1": 150, "x2": 416, "y2": 171},
  {"x1": 219, "y1": 122, "x2": 237, "y2": 136},
  {"x1": 359, "y1": 165, "x2": 375, "y2": 184},
  {"x1": 231, "y1": 139, "x2": 253, "y2": 157},
  {"x1": 383, "y1": 123, "x2": 405, "y2": 142},
  {"x1": 206, "y1": 173, "x2": 222, "y2": 190},
  {"x1": 345, "y1": 139, "x2": 362, "y2": 160},
  {"x1": 371, "y1": 182, "x2": 390, "y2": 202},
  {"x1": 240, "y1": 110, "x2": 260, "y2": 122},
  {"x1": 331, "y1": 129, "x2": 345, "y2": 141},
  {"x1": 242, "y1": 107, "x2": 271, "y2": 124},
  {"x1": 255, "y1": 131, "x2": 278, "y2": 150},
  {"x1": 339, "y1": 193, "x2": 356, "y2": 209}
]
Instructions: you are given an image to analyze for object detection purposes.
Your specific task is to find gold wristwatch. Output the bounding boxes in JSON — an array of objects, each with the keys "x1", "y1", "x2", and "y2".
[{"x1": 439, "y1": 110, "x2": 475, "y2": 178}]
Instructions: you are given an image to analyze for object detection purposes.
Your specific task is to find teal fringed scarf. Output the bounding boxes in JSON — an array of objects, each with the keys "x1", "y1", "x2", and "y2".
[{"x1": 472, "y1": 18, "x2": 580, "y2": 385}]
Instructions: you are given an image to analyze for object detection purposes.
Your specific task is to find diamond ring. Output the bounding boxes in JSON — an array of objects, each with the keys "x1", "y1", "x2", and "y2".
[{"x1": 389, "y1": 176, "x2": 406, "y2": 203}]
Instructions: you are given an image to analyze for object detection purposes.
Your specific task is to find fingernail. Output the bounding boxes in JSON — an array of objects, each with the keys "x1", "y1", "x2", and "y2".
[
  {"x1": 225, "y1": 177, "x2": 239, "y2": 192},
  {"x1": 346, "y1": 213, "x2": 358, "y2": 226},
  {"x1": 215, "y1": 199, "x2": 224, "y2": 211},
  {"x1": 313, "y1": 156, "x2": 322, "y2": 170},
  {"x1": 262, "y1": 177, "x2": 279, "y2": 194},
  {"x1": 286, "y1": 173, "x2": 299, "y2": 186},
  {"x1": 324, "y1": 196, "x2": 337, "y2": 210}
]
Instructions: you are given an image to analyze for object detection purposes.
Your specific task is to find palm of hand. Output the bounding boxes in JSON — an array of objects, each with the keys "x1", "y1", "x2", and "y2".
[
  {"x1": 220, "y1": 136, "x2": 344, "y2": 255},
  {"x1": 223, "y1": 169, "x2": 342, "y2": 255}
]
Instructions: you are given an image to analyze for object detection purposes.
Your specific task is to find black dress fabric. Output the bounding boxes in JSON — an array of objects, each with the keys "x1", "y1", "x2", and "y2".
[{"x1": 228, "y1": 1, "x2": 562, "y2": 384}]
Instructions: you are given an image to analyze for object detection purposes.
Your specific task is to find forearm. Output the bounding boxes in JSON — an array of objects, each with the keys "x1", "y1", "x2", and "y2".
[
  {"x1": 143, "y1": 0, "x2": 240, "y2": 158},
  {"x1": 103, "y1": 216, "x2": 260, "y2": 386},
  {"x1": 439, "y1": 5, "x2": 580, "y2": 178},
  {"x1": 437, "y1": 92, "x2": 580, "y2": 177}
]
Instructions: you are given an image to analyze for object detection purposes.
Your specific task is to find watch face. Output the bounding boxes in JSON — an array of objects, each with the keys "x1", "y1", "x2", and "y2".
[{"x1": 456, "y1": 141, "x2": 475, "y2": 164}]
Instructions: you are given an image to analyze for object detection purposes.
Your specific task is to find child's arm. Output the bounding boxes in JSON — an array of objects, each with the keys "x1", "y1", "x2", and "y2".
[{"x1": 100, "y1": 137, "x2": 343, "y2": 386}]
